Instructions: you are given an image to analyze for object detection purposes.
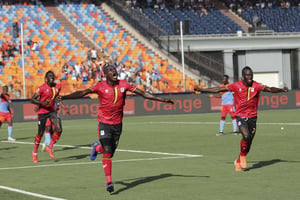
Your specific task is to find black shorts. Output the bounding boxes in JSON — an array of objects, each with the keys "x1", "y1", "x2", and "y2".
[
  {"x1": 38, "y1": 111, "x2": 58, "y2": 130},
  {"x1": 98, "y1": 122, "x2": 122, "y2": 141},
  {"x1": 236, "y1": 116, "x2": 257, "y2": 135}
]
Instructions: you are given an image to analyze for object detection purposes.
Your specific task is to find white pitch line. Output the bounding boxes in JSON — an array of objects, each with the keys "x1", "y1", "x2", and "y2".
[
  {"x1": 117, "y1": 149, "x2": 201, "y2": 157},
  {"x1": 0, "y1": 185, "x2": 66, "y2": 200},
  {"x1": 0, "y1": 156, "x2": 201, "y2": 171},
  {"x1": 1, "y1": 141, "x2": 202, "y2": 157}
]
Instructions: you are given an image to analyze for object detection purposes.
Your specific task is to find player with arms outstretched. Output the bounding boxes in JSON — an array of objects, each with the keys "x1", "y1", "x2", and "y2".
[
  {"x1": 195, "y1": 66, "x2": 288, "y2": 171},
  {"x1": 60, "y1": 65, "x2": 174, "y2": 194}
]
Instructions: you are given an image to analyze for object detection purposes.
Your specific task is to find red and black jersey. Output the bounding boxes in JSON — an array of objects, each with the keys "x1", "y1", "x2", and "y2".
[
  {"x1": 36, "y1": 83, "x2": 61, "y2": 114},
  {"x1": 91, "y1": 80, "x2": 136, "y2": 124},
  {"x1": 227, "y1": 80, "x2": 264, "y2": 118}
]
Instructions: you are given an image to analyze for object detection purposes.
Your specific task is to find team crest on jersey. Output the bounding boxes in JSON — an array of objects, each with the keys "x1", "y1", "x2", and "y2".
[
  {"x1": 251, "y1": 88, "x2": 254, "y2": 92},
  {"x1": 105, "y1": 89, "x2": 108, "y2": 93},
  {"x1": 120, "y1": 88, "x2": 125, "y2": 93},
  {"x1": 239, "y1": 88, "x2": 242, "y2": 92}
]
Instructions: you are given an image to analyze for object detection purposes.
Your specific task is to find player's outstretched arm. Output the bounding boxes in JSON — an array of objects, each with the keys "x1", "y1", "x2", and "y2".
[
  {"x1": 263, "y1": 86, "x2": 289, "y2": 93},
  {"x1": 194, "y1": 86, "x2": 228, "y2": 93},
  {"x1": 61, "y1": 88, "x2": 93, "y2": 100},
  {"x1": 134, "y1": 88, "x2": 174, "y2": 104}
]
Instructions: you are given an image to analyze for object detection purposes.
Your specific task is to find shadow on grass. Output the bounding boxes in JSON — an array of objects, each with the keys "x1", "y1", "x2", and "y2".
[
  {"x1": 0, "y1": 146, "x2": 17, "y2": 151},
  {"x1": 54, "y1": 153, "x2": 90, "y2": 162},
  {"x1": 112, "y1": 173, "x2": 210, "y2": 195},
  {"x1": 13, "y1": 136, "x2": 35, "y2": 140},
  {"x1": 244, "y1": 159, "x2": 300, "y2": 171},
  {"x1": 54, "y1": 144, "x2": 91, "y2": 152}
]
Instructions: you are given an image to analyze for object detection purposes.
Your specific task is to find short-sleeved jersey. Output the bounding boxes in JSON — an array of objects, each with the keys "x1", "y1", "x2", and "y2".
[
  {"x1": 91, "y1": 80, "x2": 136, "y2": 124},
  {"x1": 0, "y1": 94, "x2": 10, "y2": 113},
  {"x1": 220, "y1": 84, "x2": 234, "y2": 105},
  {"x1": 227, "y1": 80, "x2": 264, "y2": 118},
  {"x1": 36, "y1": 83, "x2": 61, "y2": 114}
]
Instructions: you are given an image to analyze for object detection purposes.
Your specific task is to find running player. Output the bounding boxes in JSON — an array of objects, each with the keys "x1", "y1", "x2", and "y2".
[
  {"x1": 31, "y1": 71, "x2": 62, "y2": 163},
  {"x1": 195, "y1": 66, "x2": 288, "y2": 171},
  {"x1": 60, "y1": 64, "x2": 174, "y2": 194}
]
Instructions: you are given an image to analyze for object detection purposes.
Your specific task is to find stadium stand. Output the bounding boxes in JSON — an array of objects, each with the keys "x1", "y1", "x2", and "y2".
[{"x1": 220, "y1": 0, "x2": 300, "y2": 32}]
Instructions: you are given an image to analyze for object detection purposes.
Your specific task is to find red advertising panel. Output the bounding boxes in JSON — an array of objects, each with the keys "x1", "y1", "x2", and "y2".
[
  {"x1": 23, "y1": 103, "x2": 38, "y2": 120},
  {"x1": 296, "y1": 91, "x2": 300, "y2": 107},
  {"x1": 124, "y1": 98, "x2": 135, "y2": 115},
  {"x1": 210, "y1": 97, "x2": 221, "y2": 111}
]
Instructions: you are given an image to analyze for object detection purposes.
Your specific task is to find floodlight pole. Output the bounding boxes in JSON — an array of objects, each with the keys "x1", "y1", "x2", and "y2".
[
  {"x1": 180, "y1": 21, "x2": 186, "y2": 92},
  {"x1": 20, "y1": 23, "x2": 26, "y2": 99}
]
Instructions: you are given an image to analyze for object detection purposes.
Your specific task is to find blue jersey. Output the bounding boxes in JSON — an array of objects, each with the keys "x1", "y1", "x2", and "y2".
[
  {"x1": 0, "y1": 94, "x2": 10, "y2": 113},
  {"x1": 221, "y1": 91, "x2": 234, "y2": 105}
]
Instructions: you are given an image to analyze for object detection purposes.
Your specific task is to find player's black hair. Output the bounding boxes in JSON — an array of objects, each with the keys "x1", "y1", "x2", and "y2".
[
  {"x1": 224, "y1": 74, "x2": 229, "y2": 79},
  {"x1": 103, "y1": 64, "x2": 116, "y2": 75},
  {"x1": 45, "y1": 70, "x2": 54, "y2": 78},
  {"x1": 242, "y1": 66, "x2": 253, "y2": 75}
]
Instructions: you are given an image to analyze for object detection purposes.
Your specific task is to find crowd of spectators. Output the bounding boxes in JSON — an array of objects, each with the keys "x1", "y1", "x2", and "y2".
[
  {"x1": 125, "y1": 0, "x2": 215, "y2": 10},
  {"x1": 222, "y1": 0, "x2": 300, "y2": 12},
  {"x1": 59, "y1": 46, "x2": 167, "y2": 94}
]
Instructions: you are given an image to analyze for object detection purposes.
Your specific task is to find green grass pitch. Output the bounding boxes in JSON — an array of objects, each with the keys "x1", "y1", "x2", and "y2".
[{"x1": 0, "y1": 109, "x2": 300, "y2": 200}]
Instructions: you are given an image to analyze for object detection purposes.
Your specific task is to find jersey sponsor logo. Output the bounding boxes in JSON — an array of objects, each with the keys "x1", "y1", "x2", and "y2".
[{"x1": 100, "y1": 130, "x2": 105, "y2": 136}]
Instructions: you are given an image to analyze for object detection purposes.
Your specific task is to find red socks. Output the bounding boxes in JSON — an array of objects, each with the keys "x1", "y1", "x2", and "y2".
[
  {"x1": 95, "y1": 145, "x2": 103, "y2": 153},
  {"x1": 48, "y1": 132, "x2": 61, "y2": 148},
  {"x1": 33, "y1": 134, "x2": 41, "y2": 153},
  {"x1": 102, "y1": 154, "x2": 112, "y2": 184},
  {"x1": 240, "y1": 139, "x2": 248, "y2": 156}
]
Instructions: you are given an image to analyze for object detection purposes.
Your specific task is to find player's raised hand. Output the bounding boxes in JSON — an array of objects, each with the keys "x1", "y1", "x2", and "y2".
[
  {"x1": 194, "y1": 86, "x2": 202, "y2": 92},
  {"x1": 283, "y1": 84, "x2": 289, "y2": 92}
]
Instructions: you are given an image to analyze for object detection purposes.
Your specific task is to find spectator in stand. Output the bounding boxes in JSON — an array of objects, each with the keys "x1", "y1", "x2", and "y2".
[
  {"x1": 90, "y1": 47, "x2": 98, "y2": 61},
  {"x1": 135, "y1": 72, "x2": 142, "y2": 86},
  {"x1": 146, "y1": 70, "x2": 152, "y2": 92},
  {"x1": 74, "y1": 62, "x2": 82, "y2": 79},
  {"x1": 82, "y1": 67, "x2": 88, "y2": 87}
]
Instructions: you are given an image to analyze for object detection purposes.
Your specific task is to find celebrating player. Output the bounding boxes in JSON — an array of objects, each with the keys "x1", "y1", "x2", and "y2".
[
  {"x1": 60, "y1": 64, "x2": 174, "y2": 194},
  {"x1": 195, "y1": 66, "x2": 288, "y2": 171},
  {"x1": 31, "y1": 71, "x2": 62, "y2": 163}
]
